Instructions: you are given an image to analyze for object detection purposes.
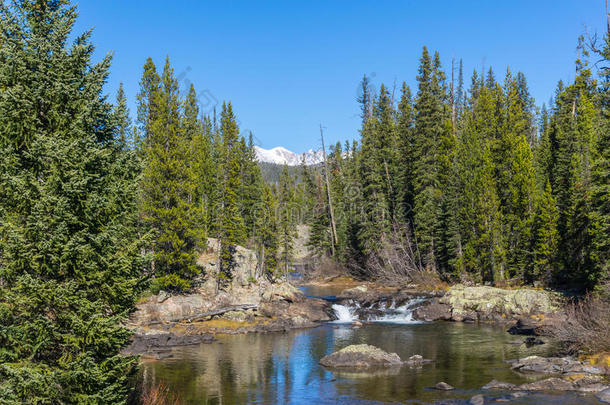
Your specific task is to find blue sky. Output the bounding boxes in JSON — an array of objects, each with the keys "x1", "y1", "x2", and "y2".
[{"x1": 74, "y1": 1, "x2": 605, "y2": 152}]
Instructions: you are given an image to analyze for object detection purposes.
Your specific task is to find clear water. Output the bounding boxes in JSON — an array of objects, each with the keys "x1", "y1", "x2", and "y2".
[{"x1": 139, "y1": 322, "x2": 601, "y2": 404}]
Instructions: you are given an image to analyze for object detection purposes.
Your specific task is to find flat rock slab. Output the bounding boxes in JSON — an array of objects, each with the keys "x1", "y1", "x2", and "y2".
[
  {"x1": 319, "y1": 344, "x2": 402, "y2": 368},
  {"x1": 507, "y1": 355, "x2": 605, "y2": 375}
]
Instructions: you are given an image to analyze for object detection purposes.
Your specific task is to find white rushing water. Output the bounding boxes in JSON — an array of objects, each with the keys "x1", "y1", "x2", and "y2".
[
  {"x1": 331, "y1": 303, "x2": 357, "y2": 323},
  {"x1": 331, "y1": 298, "x2": 427, "y2": 325}
]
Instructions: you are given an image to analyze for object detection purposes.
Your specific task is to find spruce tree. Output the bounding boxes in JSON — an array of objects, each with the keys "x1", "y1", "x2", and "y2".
[
  {"x1": 241, "y1": 133, "x2": 264, "y2": 241},
  {"x1": 589, "y1": 33, "x2": 610, "y2": 287},
  {"x1": 135, "y1": 57, "x2": 160, "y2": 154},
  {"x1": 0, "y1": 1, "x2": 145, "y2": 402},
  {"x1": 140, "y1": 57, "x2": 204, "y2": 291},
  {"x1": 412, "y1": 48, "x2": 450, "y2": 270},
  {"x1": 532, "y1": 181, "x2": 559, "y2": 283},
  {"x1": 218, "y1": 102, "x2": 246, "y2": 281},
  {"x1": 397, "y1": 83, "x2": 416, "y2": 223},
  {"x1": 278, "y1": 164, "x2": 297, "y2": 276},
  {"x1": 258, "y1": 184, "x2": 280, "y2": 277}
]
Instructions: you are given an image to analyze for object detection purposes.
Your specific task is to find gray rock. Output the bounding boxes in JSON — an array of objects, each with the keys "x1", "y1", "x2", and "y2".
[
  {"x1": 596, "y1": 388, "x2": 610, "y2": 403},
  {"x1": 439, "y1": 285, "x2": 561, "y2": 322},
  {"x1": 434, "y1": 382, "x2": 455, "y2": 391},
  {"x1": 468, "y1": 394, "x2": 485, "y2": 405},
  {"x1": 319, "y1": 344, "x2": 402, "y2": 369},
  {"x1": 481, "y1": 380, "x2": 517, "y2": 390},
  {"x1": 524, "y1": 336, "x2": 544, "y2": 347},
  {"x1": 519, "y1": 377, "x2": 574, "y2": 391},
  {"x1": 405, "y1": 354, "x2": 434, "y2": 367},
  {"x1": 412, "y1": 299, "x2": 452, "y2": 321},
  {"x1": 157, "y1": 290, "x2": 170, "y2": 303}
]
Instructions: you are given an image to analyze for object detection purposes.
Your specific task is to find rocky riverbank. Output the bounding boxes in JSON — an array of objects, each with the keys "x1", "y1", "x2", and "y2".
[
  {"x1": 324, "y1": 280, "x2": 564, "y2": 331},
  {"x1": 124, "y1": 240, "x2": 334, "y2": 357}
]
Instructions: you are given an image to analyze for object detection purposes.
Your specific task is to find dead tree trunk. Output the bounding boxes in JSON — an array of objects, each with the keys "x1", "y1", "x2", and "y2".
[{"x1": 320, "y1": 124, "x2": 338, "y2": 256}]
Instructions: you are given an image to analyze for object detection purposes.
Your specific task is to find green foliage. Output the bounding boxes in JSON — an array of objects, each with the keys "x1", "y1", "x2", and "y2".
[
  {"x1": 278, "y1": 165, "x2": 297, "y2": 275},
  {"x1": 219, "y1": 102, "x2": 247, "y2": 281},
  {"x1": 139, "y1": 57, "x2": 205, "y2": 292},
  {"x1": 532, "y1": 181, "x2": 559, "y2": 283},
  {"x1": 0, "y1": 1, "x2": 145, "y2": 402}
]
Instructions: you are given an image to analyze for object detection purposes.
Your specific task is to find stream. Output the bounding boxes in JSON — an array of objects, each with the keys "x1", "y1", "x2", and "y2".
[{"x1": 139, "y1": 285, "x2": 601, "y2": 404}]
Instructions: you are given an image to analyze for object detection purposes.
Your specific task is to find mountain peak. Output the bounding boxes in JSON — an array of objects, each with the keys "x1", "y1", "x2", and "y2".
[{"x1": 254, "y1": 146, "x2": 323, "y2": 166}]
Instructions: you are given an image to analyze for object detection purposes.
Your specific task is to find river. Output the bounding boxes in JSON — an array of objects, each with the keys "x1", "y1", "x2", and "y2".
[{"x1": 139, "y1": 285, "x2": 600, "y2": 404}]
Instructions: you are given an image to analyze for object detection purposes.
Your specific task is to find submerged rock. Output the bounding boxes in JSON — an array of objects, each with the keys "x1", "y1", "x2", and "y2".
[
  {"x1": 405, "y1": 354, "x2": 434, "y2": 367},
  {"x1": 482, "y1": 380, "x2": 518, "y2": 390},
  {"x1": 597, "y1": 388, "x2": 610, "y2": 403},
  {"x1": 507, "y1": 355, "x2": 605, "y2": 375},
  {"x1": 434, "y1": 381, "x2": 455, "y2": 390},
  {"x1": 319, "y1": 344, "x2": 402, "y2": 368},
  {"x1": 468, "y1": 394, "x2": 485, "y2": 405},
  {"x1": 519, "y1": 377, "x2": 575, "y2": 391}
]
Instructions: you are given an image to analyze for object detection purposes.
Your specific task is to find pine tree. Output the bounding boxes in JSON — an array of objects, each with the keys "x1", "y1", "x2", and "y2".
[
  {"x1": 358, "y1": 84, "x2": 394, "y2": 252},
  {"x1": 135, "y1": 56, "x2": 160, "y2": 153},
  {"x1": 454, "y1": 75, "x2": 506, "y2": 282},
  {"x1": 219, "y1": 102, "x2": 246, "y2": 282},
  {"x1": 278, "y1": 164, "x2": 297, "y2": 276},
  {"x1": 241, "y1": 133, "x2": 264, "y2": 241},
  {"x1": 140, "y1": 57, "x2": 204, "y2": 292},
  {"x1": 531, "y1": 181, "x2": 559, "y2": 283},
  {"x1": 397, "y1": 83, "x2": 416, "y2": 223},
  {"x1": 412, "y1": 48, "x2": 450, "y2": 269},
  {"x1": 547, "y1": 60, "x2": 597, "y2": 286},
  {"x1": 258, "y1": 184, "x2": 280, "y2": 277},
  {"x1": 589, "y1": 33, "x2": 610, "y2": 287},
  {"x1": 0, "y1": 1, "x2": 145, "y2": 401},
  {"x1": 498, "y1": 69, "x2": 537, "y2": 280},
  {"x1": 114, "y1": 83, "x2": 132, "y2": 148}
]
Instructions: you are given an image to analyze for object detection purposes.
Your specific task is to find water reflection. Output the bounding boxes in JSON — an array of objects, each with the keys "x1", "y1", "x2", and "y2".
[{"x1": 141, "y1": 322, "x2": 597, "y2": 404}]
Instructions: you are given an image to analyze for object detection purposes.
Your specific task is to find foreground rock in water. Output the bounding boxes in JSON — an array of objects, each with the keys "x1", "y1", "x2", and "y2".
[
  {"x1": 481, "y1": 376, "x2": 609, "y2": 394},
  {"x1": 434, "y1": 382, "x2": 454, "y2": 390},
  {"x1": 478, "y1": 355, "x2": 610, "y2": 395},
  {"x1": 507, "y1": 355, "x2": 606, "y2": 375},
  {"x1": 319, "y1": 344, "x2": 402, "y2": 368},
  {"x1": 597, "y1": 388, "x2": 610, "y2": 403}
]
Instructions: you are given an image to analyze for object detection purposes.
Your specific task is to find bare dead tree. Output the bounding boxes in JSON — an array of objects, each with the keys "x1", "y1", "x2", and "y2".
[{"x1": 320, "y1": 124, "x2": 338, "y2": 256}]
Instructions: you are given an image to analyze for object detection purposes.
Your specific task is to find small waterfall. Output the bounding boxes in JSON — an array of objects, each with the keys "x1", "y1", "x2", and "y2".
[
  {"x1": 332, "y1": 297, "x2": 427, "y2": 324},
  {"x1": 372, "y1": 297, "x2": 427, "y2": 324},
  {"x1": 331, "y1": 304, "x2": 357, "y2": 323}
]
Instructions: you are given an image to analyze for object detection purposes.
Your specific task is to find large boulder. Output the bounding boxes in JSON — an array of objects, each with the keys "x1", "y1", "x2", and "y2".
[
  {"x1": 319, "y1": 344, "x2": 403, "y2": 368},
  {"x1": 439, "y1": 285, "x2": 561, "y2": 321},
  {"x1": 197, "y1": 238, "x2": 259, "y2": 289},
  {"x1": 259, "y1": 297, "x2": 332, "y2": 324},
  {"x1": 412, "y1": 298, "x2": 452, "y2": 321},
  {"x1": 261, "y1": 281, "x2": 304, "y2": 302}
]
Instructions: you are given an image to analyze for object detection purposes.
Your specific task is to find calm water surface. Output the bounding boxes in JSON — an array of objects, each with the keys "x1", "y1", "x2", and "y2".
[{"x1": 140, "y1": 285, "x2": 601, "y2": 404}]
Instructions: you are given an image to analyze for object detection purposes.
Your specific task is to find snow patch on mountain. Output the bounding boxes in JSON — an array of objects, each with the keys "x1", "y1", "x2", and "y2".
[{"x1": 254, "y1": 146, "x2": 323, "y2": 166}]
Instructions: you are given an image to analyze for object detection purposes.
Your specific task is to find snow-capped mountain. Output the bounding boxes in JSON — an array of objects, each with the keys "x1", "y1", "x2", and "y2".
[{"x1": 254, "y1": 146, "x2": 323, "y2": 166}]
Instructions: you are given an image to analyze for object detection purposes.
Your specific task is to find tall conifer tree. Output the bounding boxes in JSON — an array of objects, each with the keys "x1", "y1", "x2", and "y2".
[{"x1": 0, "y1": 1, "x2": 145, "y2": 401}]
